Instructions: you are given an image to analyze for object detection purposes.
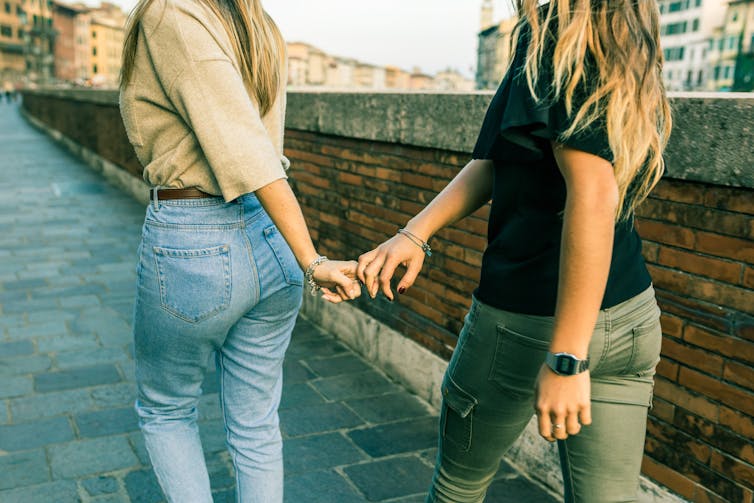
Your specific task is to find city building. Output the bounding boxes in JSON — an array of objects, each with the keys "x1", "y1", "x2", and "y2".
[
  {"x1": 409, "y1": 68, "x2": 434, "y2": 90},
  {"x1": 324, "y1": 57, "x2": 356, "y2": 88},
  {"x1": 434, "y1": 68, "x2": 476, "y2": 91},
  {"x1": 707, "y1": 0, "x2": 754, "y2": 91},
  {"x1": 385, "y1": 65, "x2": 411, "y2": 90},
  {"x1": 354, "y1": 62, "x2": 386, "y2": 89},
  {"x1": 0, "y1": 0, "x2": 26, "y2": 83},
  {"x1": 51, "y1": 0, "x2": 87, "y2": 82},
  {"x1": 476, "y1": 1, "x2": 517, "y2": 90},
  {"x1": 87, "y1": 2, "x2": 125, "y2": 87},
  {"x1": 659, "y1": 0, "x2": 727, "y2": 91}
]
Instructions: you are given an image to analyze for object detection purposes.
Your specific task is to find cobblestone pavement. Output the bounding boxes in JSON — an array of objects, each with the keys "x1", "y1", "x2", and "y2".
[{"x1": 0, "y1": 102, "x2": 558, "y2": 502}]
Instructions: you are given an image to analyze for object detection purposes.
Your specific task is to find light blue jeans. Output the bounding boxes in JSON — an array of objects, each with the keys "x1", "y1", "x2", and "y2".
[{"x1": 132, "y1": 193, "x2": 303, "y2": 503}]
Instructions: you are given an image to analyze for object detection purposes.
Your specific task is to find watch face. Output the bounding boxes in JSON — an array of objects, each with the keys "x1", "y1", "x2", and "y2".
[{"x1": 555, "y1": 355, "x2": 577, "y2": 375}]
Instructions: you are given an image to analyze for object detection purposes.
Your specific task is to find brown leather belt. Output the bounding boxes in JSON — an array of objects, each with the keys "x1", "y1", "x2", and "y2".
[{"x1": 149, "y1": 188, "x2": 217, "y2": 200}]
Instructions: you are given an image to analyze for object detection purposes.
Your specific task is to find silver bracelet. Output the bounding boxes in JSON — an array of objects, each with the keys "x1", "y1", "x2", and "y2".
[
  {"x1": 397, "y1": 229, "x2": 432, "y2": 257},
  {"x1": 304, "y1": 255, "x2": 329, "y2": 296}
]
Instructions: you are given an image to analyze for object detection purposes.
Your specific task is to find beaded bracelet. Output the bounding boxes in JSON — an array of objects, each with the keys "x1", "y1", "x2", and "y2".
[
  {"x1": 305, "y1": 255, "x2": 329, "y2": 296},
  {"x1": 397, "y1": 229, "x2": 432, "y2": 257}
]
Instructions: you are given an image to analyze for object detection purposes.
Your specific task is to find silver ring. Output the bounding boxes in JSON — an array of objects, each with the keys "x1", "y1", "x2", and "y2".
[{"x1": 553, "y1": 424, "x2": 563, "y2": 429}]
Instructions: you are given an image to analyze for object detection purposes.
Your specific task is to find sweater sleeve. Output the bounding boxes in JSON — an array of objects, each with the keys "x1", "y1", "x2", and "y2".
[{"x1": 141, "y1": 0, "x2": 287, "y2": 201}]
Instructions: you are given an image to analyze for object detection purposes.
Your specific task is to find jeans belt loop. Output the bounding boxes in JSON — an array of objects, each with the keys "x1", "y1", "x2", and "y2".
[{"x1": 151, "y1": 187, "x2": 160, "y2": 211}]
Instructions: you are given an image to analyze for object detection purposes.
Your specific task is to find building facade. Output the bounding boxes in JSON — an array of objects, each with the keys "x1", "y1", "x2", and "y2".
[
  {"x1": 659, "y1": 0, "x2": 727, "y2": 91},
  {"x1": 88, "y1": 3, "x2": 125, "y2": 87},
  {"x1": 0, "y1": 0, "x2": 26, "y2": 83},
  {"x1": 707, "y1": 0, "x2": 754, "y2": 91},
  {"x1": 476, "y1": 15, "x2": 518, "y2": 90}
]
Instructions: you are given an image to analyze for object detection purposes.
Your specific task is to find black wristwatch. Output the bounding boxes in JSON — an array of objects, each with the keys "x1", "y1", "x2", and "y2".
[{"x1": 545, "y1": 352, "x2": 590, "y2": 376}]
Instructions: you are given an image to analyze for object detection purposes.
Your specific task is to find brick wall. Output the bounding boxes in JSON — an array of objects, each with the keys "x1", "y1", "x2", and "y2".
[
  {"x1": 636, "y1": 183, "x2": 754, "y2": 503},
  {"x1": 285, "y1": 129, "x2": 754, "y2": 503}
]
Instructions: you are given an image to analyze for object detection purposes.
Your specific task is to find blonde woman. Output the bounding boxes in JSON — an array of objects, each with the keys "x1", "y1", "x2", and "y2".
[
  {"x1": 119, "y1": 0, "x2": 360, "y2": 500},
  {"x1": 358, "y1": 1, "x2": 671, "y2": 501}
]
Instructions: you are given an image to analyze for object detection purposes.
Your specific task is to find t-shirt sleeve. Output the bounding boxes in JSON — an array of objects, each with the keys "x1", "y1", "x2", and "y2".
[
  {"x1": 141, "y1": 0, "x2": 287, "y2": 201},
  {"x1": 472, "y1": 23, "x2": 613, "y2": 164}
]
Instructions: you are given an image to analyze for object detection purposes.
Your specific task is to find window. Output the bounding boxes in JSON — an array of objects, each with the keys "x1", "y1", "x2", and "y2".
[
  {"x1": 663, "y1": 47, "x2": 685, "y2": 61},
  {"x1": 4, "y1": 2, "x2": 9, "y2": 13},
  {"x1": 732, "y1": 11, "x2": 739, "y2": 23},
  {"x1": 713, "y1": 66, "x2": 721, "y2": 80},
  {"x1": 93, "y1": 64, "x2": 97, "y2": 74},
  {"x1": 724, "y1": 66, "x2": 732, "y2": 79},
  {"x1": 92, "y1": 47, "x2": 96, "y2": 56},
  {"x1": 695, "y1": 0, "x2": 701, "y2": 6},
  {"x1": 697, "y1": 70, "x2": 703, "y2": 84},
  {"x1": 0, "y1": 25, "x2": 11, "y2": 37},
  {"x1": 728, "y1": 36, "x2": 737, "y2": 50},
  {"x1": 662, "y1": 21, "x2": 688, "y2": 36},
  {"x1": 692, "y1": 19, "x2": 700, "y2": 32},
  {"x1": 686, "y1": 71, "x2": 693, "y2": 84},
  {"x1": 92, "y1": 30, "x2": 96, "y2": 38}
]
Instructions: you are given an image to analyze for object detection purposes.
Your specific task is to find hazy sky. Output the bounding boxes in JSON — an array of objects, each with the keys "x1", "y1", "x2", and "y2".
[{"x1": 92, "y1": 0, "x2": 516, "y2": 77}]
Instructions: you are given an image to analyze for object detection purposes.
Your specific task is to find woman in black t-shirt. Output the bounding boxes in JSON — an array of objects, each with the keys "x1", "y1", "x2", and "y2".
[{"x1": 357, "y1": 1, "x2": 671, "y2": 502}]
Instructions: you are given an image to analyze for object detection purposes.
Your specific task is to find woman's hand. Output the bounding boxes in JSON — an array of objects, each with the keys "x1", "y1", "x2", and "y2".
[
  {"x1": 534, "y1": 365, "x2": 592, "y2": 442},
  {"x1": 312, "y1": 260, "x2": 362, "y2": 304},
  {"x1": 356, "y1": 233, "x2": 427, "y2": 301}
]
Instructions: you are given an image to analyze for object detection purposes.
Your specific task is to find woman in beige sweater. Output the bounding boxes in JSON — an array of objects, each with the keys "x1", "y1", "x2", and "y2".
[{"x1": 119, "y1": 0, "x2": 360, "y2": 501}]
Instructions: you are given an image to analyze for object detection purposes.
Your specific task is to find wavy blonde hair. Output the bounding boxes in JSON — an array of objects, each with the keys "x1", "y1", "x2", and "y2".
[
  {"x1": 120, "y1": 0, "x2": 284, "y2": 116},
  {"x1": 514, "y1": 0, "x2": 672, "y2": 220}
]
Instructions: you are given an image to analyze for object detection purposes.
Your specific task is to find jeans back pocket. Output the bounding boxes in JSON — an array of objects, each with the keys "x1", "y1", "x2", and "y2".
[
  {"x1": 489, "y1": 326, "x2": 550, "y2": 399},
  {"x1": 153, "y1": 244, "x2": 232, "y2": 323}
]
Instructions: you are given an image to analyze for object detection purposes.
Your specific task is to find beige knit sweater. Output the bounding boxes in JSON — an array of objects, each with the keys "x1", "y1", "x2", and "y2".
[{"x1": 119, "y1": 0, "x2": 289, "y2": 202}]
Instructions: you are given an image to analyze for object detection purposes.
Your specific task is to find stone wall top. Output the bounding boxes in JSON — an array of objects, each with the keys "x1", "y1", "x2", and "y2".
[{"x1": 23, "y1": 88, "x2": 754, "y2": 188}]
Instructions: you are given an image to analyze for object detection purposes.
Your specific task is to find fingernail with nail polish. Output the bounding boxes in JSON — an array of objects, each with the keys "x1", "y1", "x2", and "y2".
[{"x1": 398, "y1": 287, "x2": 406, "y2": 294}]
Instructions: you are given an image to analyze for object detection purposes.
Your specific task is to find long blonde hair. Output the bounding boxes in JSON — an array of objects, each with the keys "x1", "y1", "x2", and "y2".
[
  {"x1": 514, "y1": 0, "x2": 672, "y2": 220},
  {"x1": 120, "y1": 0, "x2": 284, "y2": 116}
]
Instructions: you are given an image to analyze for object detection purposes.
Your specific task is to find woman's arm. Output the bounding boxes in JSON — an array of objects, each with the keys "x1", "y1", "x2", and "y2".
[
  {"x1": 535, "y1": 142, "x2": 619, "y2": 442},
  {"x1": 256, "y1": 179, "x2": 361, "y2": 303},
  {"x1": 357, "y1": 159, "x2": 494, "y2": 300}
]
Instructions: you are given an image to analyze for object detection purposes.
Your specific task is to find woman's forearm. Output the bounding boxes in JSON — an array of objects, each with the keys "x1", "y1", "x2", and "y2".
[
  {"x1": 550, "y1": 146, "x2": 619, "y2": 359},
  {"x1": 405, "y1": 159, "x2": 494, "y2": 240},
  {"x1": 255, "y1": 178, "x2": 319, "y2": 270}
]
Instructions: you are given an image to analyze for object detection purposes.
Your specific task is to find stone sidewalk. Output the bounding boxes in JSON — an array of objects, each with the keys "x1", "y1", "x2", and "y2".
[{"x1": 0, "y1": 101, "x2": 558, "y2": 502}]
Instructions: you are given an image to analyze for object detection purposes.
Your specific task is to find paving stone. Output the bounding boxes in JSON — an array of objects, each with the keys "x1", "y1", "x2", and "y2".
[
  {"x1": 76, "y1": 407, "x2": 139, "y2": 438},
  {"x1": 6, "y1": 320, "x2": 67, "y2": 339},
  {"x1": 0, "y1": 480, "x2": 79, "y2": 503},
  {"x1": 129, "y1": 432, "x2": 151, "y2": 465},
  {"x1": 485, "y1": 475, "x2": 559, "y2": 502},
  {"x1": 0, "y1": 416, "x2": 75, "y2": 451},
  {"x1": 202, "y1": 371, "x2": 220, "y2": 395},
  {"x1": 344, "y1": 456, "x2": 433, "y2": 501},
  {"x1": 49, "y1": 436, "x2": 139, "y2": 479},
  {"x1": 284, "y1": 470, "x2": 364, "y2": 503},
  {"x1": 59, "y1": 294, "x2": 101, "y2": 308},
  {"x1": 1, "y1": 278, "x2": 48, "y2": 290},
  {"x1": 34, "y1": 364, "x2": 121, "y2": 392},
  {"x1": 286, "y1": 337, "x2": 349, "y2": 359},
  {"x1": 304, "y1": 354, "x2": 373, "y2": 378},
  {"x1": 348, "y1": 418, "x2": 438, "y2": 458},
  {"x1": 82, "y1": 475, "x2": 120, "y2": 496},
  {"x1": 0, "y1": 375, "x2": 32, "y2": 398},
  {"x1": 280, "y1": 403, "x2": 364, "y2": 438},
  {"x1": 72, "y1": 306, "x2": 130, "y2": 336},
  {"x1": 291, "y1": 318, "x2": 326, "y2": 340},
  {"x1": 283, "y1": 360, "x2": 316, "y2": 384},
  {"x1": 345, "y1": 392, "x2": 434, "y2": 424},
  {"x1": 90, "y1": 494, "x2": 130, "y2": 503},
  {"x1": 2, "y1": 297, "x2": 59, "y2": 313},
  {"x1": 0, "y1": 355, "x2": 53, "y2": 376},
  {"x1": 207, "y1": 453, "x2": 235, "y2": 491},
  {"x1": 212, "y1": 489, "x2": 235, "y2": 502},
  {"x1": 0, "y1": 340, "x2": 33, "y2": 357},
  {"x1": 10, "y1": 390, "x2": 93, "y2": 421},
  {"x1": 36, "y1": 333, "x2": 99, "y2": 352},
  {"x1": 279, "y1": 383, "x2": 326, "y2": 410},
  {"x1": 124, "y1": 469, "x2": 163, "y2": 503},
  {"x1": 91, "y1": 382, "x2": 136, "y2": 409},
  {"x1": 199, "y1": 419, "x2": 229, "y2": 454},
  {"x1": 55, "y1": 347, "x2": 130, "y2": 369},
  {"x1": 312, "y1": 370, "x2": 401, "y2": 401},
  {"x1": 27, "y1": 309, "x2": 77, "y2": 323},
  {"x1": 283, "y1": 432, "x2": 368, "y2": 475},
  {"x1": 199, "y1": 393, "x2": 223, "y2": 421},
  {"x1": 0, "y1": 450, "x2": 50, "y2": 490}
]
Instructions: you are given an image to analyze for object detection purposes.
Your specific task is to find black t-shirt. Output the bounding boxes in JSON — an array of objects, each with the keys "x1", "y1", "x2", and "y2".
[{"x1": 472, "y1": 21, "x2": 652, "y2": 315}]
